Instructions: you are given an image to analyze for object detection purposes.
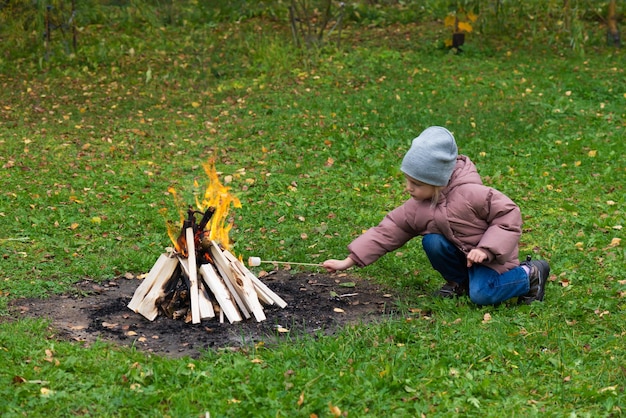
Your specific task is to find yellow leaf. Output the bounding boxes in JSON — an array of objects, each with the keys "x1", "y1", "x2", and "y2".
[
  {"x1": 588, "y1": 150, "x2": 597, "y2": 157},
  {"x1": 444, "y1": 38, "x2": 453, "y2": 47},
  {"x1": 608, "y1": 238, "x2": 621, "y2": 247},
  {"x1": 458, "y1": 21, "x2": 473, "y2": 33},
  {"x1": 70, "y1": 223, "x2": 79, "y2": 230},
  {"x1": 40, "y1": 387, "x2": 55, "y2": 396},
  {"x1": 328, "y1": 402, "x2": 342, "y2": 417},
  {"x1": 191, "y1": 102, "x2": 201, "y2": 108},
  {"x1": 444, "y1": 15, "x2": 456, "y2": 28},
  {"x1": 467, "y1": 11, "x2": 478, "y2": 22},
  {"x1": 251, "y1": 358, "x2": 263, "y2": 364},
  {"x1": 297, "y1": 391, "x2": 305, "y2": 407},
  {"x1": 91, "y1": 216, "x2": 102, "y2": 224}
]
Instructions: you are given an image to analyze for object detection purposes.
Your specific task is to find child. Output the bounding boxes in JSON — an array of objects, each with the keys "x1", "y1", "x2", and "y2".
[{"x1": 323, "y1": 126, "x2": 550, "y2": 306}]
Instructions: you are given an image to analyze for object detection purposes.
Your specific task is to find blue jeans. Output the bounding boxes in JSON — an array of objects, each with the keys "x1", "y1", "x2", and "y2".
[{"x1": 422, "y1": 234, "x2": 529, "y2": 305}]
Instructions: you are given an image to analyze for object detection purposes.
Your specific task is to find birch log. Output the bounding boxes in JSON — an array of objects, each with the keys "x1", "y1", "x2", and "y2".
[{"x1": 185, "y1": 227, "x2": 201, "y2": 324}]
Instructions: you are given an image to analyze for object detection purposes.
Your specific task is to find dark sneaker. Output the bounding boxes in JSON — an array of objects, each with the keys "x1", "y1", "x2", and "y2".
[
  {"x1": 518, "y1": 259, "x2": 550, "y2": 304},
  {"x1": 436, "y1": 281, "x2": 468, "y2": 299}
]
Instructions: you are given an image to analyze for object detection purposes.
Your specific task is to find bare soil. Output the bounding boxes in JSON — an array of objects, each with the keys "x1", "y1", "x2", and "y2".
[{"x1": 8, "y1": 270, "x2": 397, "y2": 358}]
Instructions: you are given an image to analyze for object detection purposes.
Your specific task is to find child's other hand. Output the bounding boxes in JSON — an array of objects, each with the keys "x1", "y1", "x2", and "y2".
[
  {"x1": 466, "y1": 249, "x2": 488, "y2": 267},
  {"x1": 322, "y1": 257, "x2": 356, "y2": 272}
]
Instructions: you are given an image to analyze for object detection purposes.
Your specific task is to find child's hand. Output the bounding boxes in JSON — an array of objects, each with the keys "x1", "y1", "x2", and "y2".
[
  {"x1": 322, "y1": 257, "x2": 356, "y2": 272},
  {"x1": 466, "y1": 249, "x2": 488, "y2": 267}
]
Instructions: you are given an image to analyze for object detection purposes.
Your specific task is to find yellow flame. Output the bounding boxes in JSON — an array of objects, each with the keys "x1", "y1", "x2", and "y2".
[
  {"x1": 195, "y1": 159, "x2": 241, "y2": 249},
  {"x1": 164, "y1": 157, "x2": 241, "y2": 252}
]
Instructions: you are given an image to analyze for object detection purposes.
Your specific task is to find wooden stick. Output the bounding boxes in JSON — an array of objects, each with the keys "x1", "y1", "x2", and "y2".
[
  {"x1": 179, "y1": 257, "x2": 215, "y2": 320},
  {"x1": 185, "y1": 227, "x2": 201, "y2": 324},
  {"x1": 217, "y1": 246, "x2": 266, "y2": 322},
  {"x1": 222, "y1": 251, "x2": 274, "y2": 305},
  {"x1": 133, "y1": 256, "x2": 179, "y2": 320},
  {"x1": 197, "y1": 280, "x2": 216, "y2": 320},
  {"x1": 225, "y1": 251, "x2": 288, "y2": 309},
  {"x1": 199, "y1": 263, "x2": 241, "y2": 323},
  {"x1": 128, "y1": 253, "x2": 177, "y2": 313},
  {"x1": 209, "y1": 242, "x2": 252, "y2": 320}
]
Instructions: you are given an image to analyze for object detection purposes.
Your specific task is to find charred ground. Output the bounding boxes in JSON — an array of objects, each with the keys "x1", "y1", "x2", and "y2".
[{"x1": 9, "y1": 270, "x2": 398, "y2": 358}]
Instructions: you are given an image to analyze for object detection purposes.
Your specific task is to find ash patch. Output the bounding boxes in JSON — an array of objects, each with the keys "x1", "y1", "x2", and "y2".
[{"x1": 8, "y1": 271, "x2": 396, "y2": 358}]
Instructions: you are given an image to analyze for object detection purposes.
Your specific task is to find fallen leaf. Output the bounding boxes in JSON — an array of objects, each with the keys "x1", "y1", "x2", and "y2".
[
  {"x1": 482, "y1": 313, "x2": 492, "y2": 324},
  {"x1": 69, "y1": 325, "x2": 86, "y2": 331},
  {"x1": 339, "y1": 282, "x2": 356, "y2": 288},
  {"x1": 333, "y1": 308, "x2": 345, "y2": 313},
  {"x1": 297, "y1": 391, "x2": 305, "y2": 407},
  {"x1": 40, "y1": 387, "x2": 54, "y2": 396},
  {"x1": 12, "y1": 376, "x2": 26, "y2": 385},
  {"x1": 102, "y1": 322, "x2": 118, "y2": 329},
  {"x1": 328, "y1": 402, "x2": 342, "y2": 417}
]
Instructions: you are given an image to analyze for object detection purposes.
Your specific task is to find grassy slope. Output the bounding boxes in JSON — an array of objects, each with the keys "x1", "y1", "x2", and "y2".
[{"x1": 0, "y1": 15, "x2": 625, "y2": 417}]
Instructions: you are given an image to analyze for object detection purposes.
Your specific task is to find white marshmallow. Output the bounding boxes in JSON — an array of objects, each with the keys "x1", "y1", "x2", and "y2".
[{"x1": 248, "y1": 256, "x2": 262, "y2": 267}]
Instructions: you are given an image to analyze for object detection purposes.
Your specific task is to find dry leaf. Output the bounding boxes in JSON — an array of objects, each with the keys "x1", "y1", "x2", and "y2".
[
  {"x1": 328, "y1": 402, "x2": 342, "y2": 417},
  {"x1": 12, "y1": 376, "x2": 26, "y2": 385},
  {"x1": 333, "y1": 308, "x2": 345, "y2": 313},
  {"x1": 297, "y1": 391, "x2": 305, "y2": 407},
  {"x1": 482, "y1": 313, "x2": 492, "y2": 323},
  {"x1": 40, "y1": 387, "x2": 54, "y2": 396}
]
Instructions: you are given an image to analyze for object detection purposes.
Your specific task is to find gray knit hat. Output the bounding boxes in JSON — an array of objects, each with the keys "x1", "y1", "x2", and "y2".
[{"x1": 400, "y1": 126, "x2": 458, "y2": 186}]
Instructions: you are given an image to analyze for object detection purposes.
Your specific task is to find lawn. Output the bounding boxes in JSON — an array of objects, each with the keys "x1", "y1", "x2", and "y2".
[{"x1": 0, "y1": 1, "x2": 624, "y2": 416}]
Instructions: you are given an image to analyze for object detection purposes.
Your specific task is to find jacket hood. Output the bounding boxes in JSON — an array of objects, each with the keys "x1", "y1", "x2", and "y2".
[{"x1": 444, "y1": 155, "x2": 483, "y2": 192}]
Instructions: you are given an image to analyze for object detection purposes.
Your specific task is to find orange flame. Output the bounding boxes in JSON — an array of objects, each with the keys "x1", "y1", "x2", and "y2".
[{"x1": 164, "y1": 158, "x2": 241, "y2": 252}]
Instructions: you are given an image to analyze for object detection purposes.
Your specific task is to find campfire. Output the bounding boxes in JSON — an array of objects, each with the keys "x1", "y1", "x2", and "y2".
[{"x1": 128, "y1": 160, "x2": 286, "y2": 324}]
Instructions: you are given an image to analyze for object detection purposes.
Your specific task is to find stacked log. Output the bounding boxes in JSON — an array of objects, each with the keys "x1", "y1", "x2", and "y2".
[{"x1": 128, "y1": 237, "x2": 286, "y2": 324}]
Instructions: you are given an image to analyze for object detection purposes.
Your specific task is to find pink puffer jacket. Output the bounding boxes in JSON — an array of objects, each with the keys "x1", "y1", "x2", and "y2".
[{"x1": 348, "y1": 156, "x2": 522, "y2": 274}]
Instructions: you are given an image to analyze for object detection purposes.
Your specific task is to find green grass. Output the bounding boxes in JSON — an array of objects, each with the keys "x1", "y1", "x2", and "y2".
[{"x1": 1, "y1": 2, "x2": 625, "y2": 416}]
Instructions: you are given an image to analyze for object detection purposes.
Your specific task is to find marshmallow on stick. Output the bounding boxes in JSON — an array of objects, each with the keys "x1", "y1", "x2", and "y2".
[{"x1": 248, "y1": 257, "x2": 321, "y2": 267}]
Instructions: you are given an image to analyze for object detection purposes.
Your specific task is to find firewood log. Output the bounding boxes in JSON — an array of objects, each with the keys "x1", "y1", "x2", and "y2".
[
  {"x1": 185, "y1": 227, "x2": 201, "y2": 324},
  {"x1": 199, "y1": 263, "x2": 242, "y2": 323},
  {"x1": 128, "y1": 253, "x2": 175, "y2": 312},
  {"x1": 130, "y1": 255, "x2": 179, "y2": 320},
  {"x1": 209, "y1": 241, "x2": 266, "y2": 322},
  {"x1": 221, "y1": 250, "x2": 288, "y2": 309}
]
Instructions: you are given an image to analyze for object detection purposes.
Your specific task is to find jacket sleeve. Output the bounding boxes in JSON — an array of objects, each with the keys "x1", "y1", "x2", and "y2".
[
  {"x1": 475, "y1": 189, "x2": 522, "y2": 265},
  {"x1": 347, "y1": 200, "x2": 428, "y2": 267}
]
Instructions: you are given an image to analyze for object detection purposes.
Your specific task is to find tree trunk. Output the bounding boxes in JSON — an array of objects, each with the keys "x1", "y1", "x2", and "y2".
[{"x1": 607, "y1": 0, "x2": 621, "y2": 47}]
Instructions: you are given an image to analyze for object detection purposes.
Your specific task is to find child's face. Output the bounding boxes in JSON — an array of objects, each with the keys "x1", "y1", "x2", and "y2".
[{"x1": 404, "y1": 175, "x2": 437, "y2": 201}]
